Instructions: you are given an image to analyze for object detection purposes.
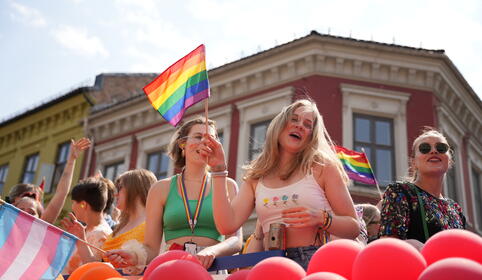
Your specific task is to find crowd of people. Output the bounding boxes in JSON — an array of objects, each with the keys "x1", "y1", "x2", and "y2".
[{"x1": 4, "y1": 97, "x2": 467, "y2": 275}]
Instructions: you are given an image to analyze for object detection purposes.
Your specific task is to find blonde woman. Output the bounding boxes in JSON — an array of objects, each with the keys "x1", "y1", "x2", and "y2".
[
  {"x1": 210, "y1": 98, "x2": 359, "y2": 269},
  {"x1": 106, "y1": 117, "x2": 242, "y2": 272},
  {"x1": 379, "y1": 128, "x2": 466, "y2": 244}
]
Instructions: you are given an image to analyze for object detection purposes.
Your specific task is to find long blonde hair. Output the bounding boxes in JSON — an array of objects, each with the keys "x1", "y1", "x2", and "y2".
[
  {"x1": 243, "y1": 98, "x2": 348, "y2": 183},
  {"x1": 407, "y1": 127, "x2": 453, "y2": 182},
  {"x1": 113, "y1": 169, "x2": 157, "y2": 236}
]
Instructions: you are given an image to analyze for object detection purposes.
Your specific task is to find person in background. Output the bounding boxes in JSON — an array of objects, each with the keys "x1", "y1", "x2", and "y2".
[
  {"x1": 15, "y1": 196, "x2": 44, "y2": 218},
  {"x1": 102, "y1": 177, "x2": 119, "y2": 229},
  {"x1": 379, "y1": 128, "x2": 466, "y2": 248},
  {"x1": 211, "y1": 99, "x2": 359, "y2": 269},
  {"x1": 10, "y1": 138, "x2": 90, "y2": 224},
  {"x1": 356, "y1": 203, "x2": 381, "y2": 244},
  {"x1": 61, "y1": 177, "x2": 112, "y2": 274},
  {"x1": 105, "y1": 117, "x2": 242, "y2": 273}
]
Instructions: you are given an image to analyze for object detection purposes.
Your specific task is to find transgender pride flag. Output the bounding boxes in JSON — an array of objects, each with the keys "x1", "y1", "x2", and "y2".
[{"x1": 0, "y1": 201, "x2": 77, "y2": 280}]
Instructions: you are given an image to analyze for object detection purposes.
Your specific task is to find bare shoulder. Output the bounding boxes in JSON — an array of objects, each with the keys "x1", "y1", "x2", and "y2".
[
  {"x1": 148, "y1": 177, "x2": 174, "y2": 203},
  {"x1": 312, "y1": 160, "x2": 341, "y2": 185}
]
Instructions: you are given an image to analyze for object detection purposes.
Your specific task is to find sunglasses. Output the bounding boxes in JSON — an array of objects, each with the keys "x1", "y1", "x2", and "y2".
[{"x1": 418, "y1": 142, "x2": 449, "y2": 154}]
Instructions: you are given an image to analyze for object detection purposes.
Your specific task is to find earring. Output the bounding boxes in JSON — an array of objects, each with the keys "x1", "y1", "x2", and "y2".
[{"x1": 80, "y1": 203, "x2": 85, "y2": 209}]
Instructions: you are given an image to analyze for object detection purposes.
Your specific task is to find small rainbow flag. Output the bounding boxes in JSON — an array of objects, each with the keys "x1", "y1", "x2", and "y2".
[
  {"x1": 143, "y1": 44, "x2": 210, "y2": 126},
  {"x1": 335, "y1": 146, "x2": 377, "y2": 185}
]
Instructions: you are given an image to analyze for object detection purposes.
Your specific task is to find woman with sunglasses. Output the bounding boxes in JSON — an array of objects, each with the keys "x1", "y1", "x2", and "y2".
[
  {"x1": 379, "y1": 128, "x2": 466, "y2": 245},
  {"x1": 105, "y1": 116, "x2": 242, "y2": 273}
]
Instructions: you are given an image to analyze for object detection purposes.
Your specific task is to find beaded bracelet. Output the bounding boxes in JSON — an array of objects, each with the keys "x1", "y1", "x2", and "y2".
[{"x1": 320, "y1": 210, "x2": 333, "y2": 230}]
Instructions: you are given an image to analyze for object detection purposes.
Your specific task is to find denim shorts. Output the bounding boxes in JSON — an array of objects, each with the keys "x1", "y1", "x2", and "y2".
[{"x1": 285, "y1": 245, "x2": 320, "y2": 270}]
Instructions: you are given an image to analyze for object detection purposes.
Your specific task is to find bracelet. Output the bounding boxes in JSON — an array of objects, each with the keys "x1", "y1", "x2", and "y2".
[
  {"x1": 211, "y1": 163, "x2": 227, "y2": 172},
  {"x1": 320, "y1": 210, "x2": 333, "y2": 230},
  {"x1": 211, "y1": 170, "x2": 228, "y2": 177}
]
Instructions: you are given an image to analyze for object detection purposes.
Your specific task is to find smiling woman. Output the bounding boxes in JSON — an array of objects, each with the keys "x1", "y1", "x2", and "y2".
[{"x1": 379, "y1": 128, "x2": 466, "y2": 244}]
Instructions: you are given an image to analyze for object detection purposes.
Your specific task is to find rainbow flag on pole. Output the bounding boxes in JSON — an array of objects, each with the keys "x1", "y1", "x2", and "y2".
[
  {"x1": 0, "y1": 201, "x2": 77, "y2": 280},
  {"x1": 335, "y1": 146, "x2": 377, "y2": 185},
  {"x1": 143, "y1": 44, "x2": 210, "y2": 126}
]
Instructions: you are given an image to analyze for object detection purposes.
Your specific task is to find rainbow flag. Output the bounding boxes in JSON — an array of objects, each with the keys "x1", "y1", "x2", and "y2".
[
  {"x1": 335, "y1": 146, "x2": 377, "y2": 185},
  {"x1": 143, "y1": 44, "x2": 210, "y2": 126},
  {"x1": 0, "y1": 201, "x2": 77, "y2": 279}
]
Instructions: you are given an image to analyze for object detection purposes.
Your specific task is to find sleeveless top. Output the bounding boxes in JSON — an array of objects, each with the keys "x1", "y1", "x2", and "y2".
[
  {"x1": 255, "y1": 173, "x2": 332, "y2": 233},
  {"x1": 163, "y1": 175, "x2": 223, "y2": 242}
]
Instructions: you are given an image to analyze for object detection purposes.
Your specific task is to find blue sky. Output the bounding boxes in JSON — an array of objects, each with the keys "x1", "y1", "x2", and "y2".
[{"x1": 1, "y1": 0, "x2": 481, "y2": 122}]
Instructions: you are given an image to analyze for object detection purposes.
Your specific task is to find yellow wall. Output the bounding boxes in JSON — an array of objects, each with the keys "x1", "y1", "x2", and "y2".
[{"x1": 0, "y1": 92, "x2": 91, "y2": 204}]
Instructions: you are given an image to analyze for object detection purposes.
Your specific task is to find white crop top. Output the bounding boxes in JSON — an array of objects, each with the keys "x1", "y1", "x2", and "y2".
[{"x1": 255, "y1": 173, "x2": 333, "y2": 233}]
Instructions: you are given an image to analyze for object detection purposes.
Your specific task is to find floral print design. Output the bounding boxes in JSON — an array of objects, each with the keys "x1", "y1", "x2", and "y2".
[
  {"x1": 379, "y1": 182, "x2": 466, "y2": 242},
  {"x1": 262, "y1": 193, "x2": 300, "y2": 208}
]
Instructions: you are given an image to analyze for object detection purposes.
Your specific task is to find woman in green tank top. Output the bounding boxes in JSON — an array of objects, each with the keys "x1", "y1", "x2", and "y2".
[{"x1": 106, "y1": 116, "x2": 242, "y2": 271}]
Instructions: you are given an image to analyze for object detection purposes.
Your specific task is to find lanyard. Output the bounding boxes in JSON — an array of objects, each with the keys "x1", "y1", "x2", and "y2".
[{"x1": 178, "y1": 170, "x2": 208, "y2": 234}]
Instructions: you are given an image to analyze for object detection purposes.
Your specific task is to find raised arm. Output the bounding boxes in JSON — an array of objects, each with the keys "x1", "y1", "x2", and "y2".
[
  {"x1": 42, "y1": 138, "x2": 91, "y2": 224},
  {"x1": 201, "y1": 133, "x2": 255, "y2": 236}
]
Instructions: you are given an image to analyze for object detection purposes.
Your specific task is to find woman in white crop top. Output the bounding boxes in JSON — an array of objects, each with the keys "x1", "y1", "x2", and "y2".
[{"x1": 207, "y1": 98, "x2": 360, "y2": 269}]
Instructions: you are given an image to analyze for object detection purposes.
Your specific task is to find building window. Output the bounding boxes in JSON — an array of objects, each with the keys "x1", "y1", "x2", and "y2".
[
  {"x1": 445, "y1": 163, "x2": 458, "y2": 202},
  {"x1": 248, "y1": 120, "x2": 271, "y2": 161},
  {"x1": 21, "y1": 153, "x2": 39, "y2": 184},
  {"x1": 147, "y1": 151, "x2": 169, "y2": 180},
  {"x1": 353, "y1": 114, "x2": 395, "y2": 186},
  {"x1": 47, "y1": 141, "x2": 71, "y2": 193},
  {"x1": 471, "y1": 167, "x2": 482, "y2": 231},
  {"x1": 104, "y1": 162, "x2": 124, "y2": 181},
  {"x1": 0, "y1": 164, "x2": 8, "y2": 194}
]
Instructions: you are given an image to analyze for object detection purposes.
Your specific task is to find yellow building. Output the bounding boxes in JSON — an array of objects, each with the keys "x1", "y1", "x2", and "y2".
[{"x1": 0, "y1": 87, "x2": 92, "y2": 206}]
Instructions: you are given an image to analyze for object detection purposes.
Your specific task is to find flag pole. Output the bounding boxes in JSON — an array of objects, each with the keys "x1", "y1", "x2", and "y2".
[
  {"x1": 0, "y1": 199, "x2": 106, "y2": 254},
  {"x1": 360, "y1": 148, "x2": 383, "y2": 200},
  {"x1": 204, "y1": 98, "x2": 209, "y2": 134}
]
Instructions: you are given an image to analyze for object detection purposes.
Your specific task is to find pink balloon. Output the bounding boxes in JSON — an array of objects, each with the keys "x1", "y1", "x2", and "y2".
[
  {"x1": 144, "y1": 250, "x2": 202, "y2": 280},
  {"x1": 307, "y1": 239, "x2": 363, "y2": 279},
  {"x1": 352, "y1": 238, "x2": 426, "y2": 280},
  {"x1": 303, "y1": 272, "x2": 348, "y2": 280},
  {"x1": 421, "y1": 229, "x2": 482, "y2": 265},
  {"x1": 148, "y1": 259, "x2": 211, "y2": 280},
  {"x1": 247, "y1": 257, "x2": 306, "y2": 280},
  {"x1": 226, "y1": 269, "x2": 250, "y2": 280},
  {"x1": 419, "y1": 257, "x2": 482, "y2": 280}
]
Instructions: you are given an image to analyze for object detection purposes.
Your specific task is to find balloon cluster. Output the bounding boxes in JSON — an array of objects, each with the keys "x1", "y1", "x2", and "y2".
[{"x1": 68, "y1": 230, "x2": 481, "y2": 280}]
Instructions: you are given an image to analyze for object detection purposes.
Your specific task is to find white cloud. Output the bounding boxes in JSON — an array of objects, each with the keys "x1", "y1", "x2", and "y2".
[
  {"x1": 52, "y1": 25, "x2": 109, "y2": 57},
  {"x1": 9, "y1": 1, "x2": 47, "y2": 27}
]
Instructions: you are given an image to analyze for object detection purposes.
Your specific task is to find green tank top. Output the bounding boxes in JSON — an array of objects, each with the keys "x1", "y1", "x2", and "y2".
[{"x1": 163, "y1": 175, "x2": 223, "y2": 242}]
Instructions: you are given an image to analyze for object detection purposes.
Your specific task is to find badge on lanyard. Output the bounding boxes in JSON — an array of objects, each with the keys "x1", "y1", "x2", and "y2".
[{"x1": 184, "y1": 241, "x2": 197, "y2": 255}]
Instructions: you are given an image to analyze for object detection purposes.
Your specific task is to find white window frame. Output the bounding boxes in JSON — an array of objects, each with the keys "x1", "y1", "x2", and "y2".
[
  {"x1": 341, "y1": 83, "x2": 410, "y2": 196},
  {"x1": 235, "y1": 87, "x2": 293, "y2": 184},
  {"x1": 467, "y1": 137, "x2": 482, "y2": 233}
]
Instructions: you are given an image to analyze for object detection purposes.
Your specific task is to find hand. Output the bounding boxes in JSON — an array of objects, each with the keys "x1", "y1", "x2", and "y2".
[
  {"x1": 69, "y1": 138, "x2": 91, "y2": 160},
  {"x1": 60, "y1": 213, "x2": 86, "y2": 239},
  {"x1": 196, "y1": 247, "x2": 216, "y2": 269},
  {"x1": 282, "y1": 206, "x2": 325, "y2": 228},
  {"x1": 199, "y1": 133, "x2": 226, "y2": 169},
  {"x1": 104, "y1": 250, "x2": 137, "y2": 268}
]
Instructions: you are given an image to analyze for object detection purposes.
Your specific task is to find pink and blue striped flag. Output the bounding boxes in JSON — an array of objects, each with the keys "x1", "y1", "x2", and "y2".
[{"x1": 0, "y1": 201, "x2": 77, "y2": 280}]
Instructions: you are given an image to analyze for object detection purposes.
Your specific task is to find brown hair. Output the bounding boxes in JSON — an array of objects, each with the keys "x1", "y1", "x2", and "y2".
[
  {"x1": 243, "y1": 98, "x2": 349, "y2": 183},
  {"x1": 100, "y1": 177, "x2": 116, "y2": 214},
  {"x1": 167, "y1": 116, "x2": 216, "y2": 170},
  {"x1": 8, "y1": 183, "x2": 44, "y2": 204},
  {"x1": 71, "y1": 178, "x2": 108, "y2": 212},
  {"x1": 113, "y1": 169, "x2": 157, "y2": 236}
]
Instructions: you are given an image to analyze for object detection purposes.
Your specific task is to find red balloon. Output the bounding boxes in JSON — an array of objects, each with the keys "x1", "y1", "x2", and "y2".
[
  {"x1": 78, "y1": 263, "x2": 122, "y2": 280},
  {"x1": 148, "y1": 259, "x2": 211, "y2": 280},
  {"x1": 303, "y1": 272, "x2": 348, "y2": 280},
  {"x1": 226, "y1": 270, "x2": 250, "y2": 280},
  {"x1": 247, "y1": 257, "x2": 306, "y2": 280},
  {"x1": 352, "y1": 238, "x2": 426, "y2": 280},
  {"x1": 419, "y1": 257, "x2": 482, "y2": 280},
  {"x1": 144, "y1": 250, "x2": 202, "y2": 280},
  {"x1": 69, "y1": 262, "x2": 107, "y2": 280},
  {"x1": 421, "y1": 229, "x2": 482, "y2": 265},
  {"x1": 307, "y1": 239, "x2": 363, "y2": 279}
]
